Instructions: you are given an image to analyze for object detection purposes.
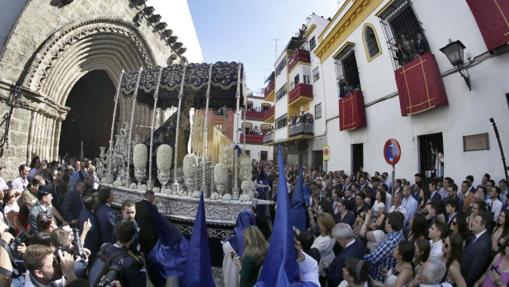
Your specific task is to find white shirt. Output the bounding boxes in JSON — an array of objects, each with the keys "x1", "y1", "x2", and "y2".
[
  {"x1": 429, "y1": 239, "x2": 444, "y2": 258},
  {"x1": 299, "y1": 252, "x2": 320, "y2": 286},
  {"x1": 12, "y1": 176, "x2": 28, "y2": 191},
  {"x1": 402, "y1": 195, "x2": 418, "y2": 224},
  {"x1": 487, "y1": 198, "x2": 503, "y2": 221},
  {"x1": 372, "y1": 201, "x2": 385, "y2": 216},
  {"x1": 0, "y1": 176, "x2": 8, "y2": 191},
  {"x1": 385, "y1": 192, "x2": 392, "y2": 212},
  {"x1": 311, "y1": 235, "x2": 336, "y2": 275},
  {"x1": 389, "y1": 205, "x2": 407, "y2": 218},
  {"x1": 474, "y1": 229, "x2": 488, "y2": 241}
]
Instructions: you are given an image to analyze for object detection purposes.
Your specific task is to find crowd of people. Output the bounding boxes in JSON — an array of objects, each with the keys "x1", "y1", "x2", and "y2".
[
  {"x1": 0, "y1": 157, "x2": 157, "y2": 287},
  {"x1": 2, "y1": 152, "x2": 509, "y2": 287},
  {"x1": 290, "y1": 112, "x2": 314, "y2": 127},
  {"x1": 224, "y1": 161, "x2": 509, "y2": 287}
]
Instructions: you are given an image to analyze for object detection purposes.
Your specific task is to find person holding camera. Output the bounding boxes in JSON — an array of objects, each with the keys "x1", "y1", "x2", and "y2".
[
  {"x1": 94, "y1": 220, "x2": 146, "y2": 287},
  {"x1": 23, "y1": 244, "x2": 76, "y2": 287}
]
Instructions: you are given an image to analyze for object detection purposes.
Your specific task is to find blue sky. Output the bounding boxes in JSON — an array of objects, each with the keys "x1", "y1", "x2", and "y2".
[{"x1": 187, "y1": 0, "x2": 339, "y2": 95}]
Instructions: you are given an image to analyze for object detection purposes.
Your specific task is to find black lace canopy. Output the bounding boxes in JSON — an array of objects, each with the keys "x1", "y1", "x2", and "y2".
[{"x1": 120, "y1": 62, "x2": 245, "y2": 109}]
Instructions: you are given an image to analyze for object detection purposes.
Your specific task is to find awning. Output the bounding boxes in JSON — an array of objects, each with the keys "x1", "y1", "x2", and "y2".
[{"x1": 120, "y1": 62, "x2": 244, "y2": 110}]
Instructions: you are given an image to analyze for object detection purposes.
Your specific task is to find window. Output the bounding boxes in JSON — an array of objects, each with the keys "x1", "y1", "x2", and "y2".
[
  {"x1": 312, "y1": 67, "x2": 320, "y2": 82},
  {"x1": 275, "y1": 57, "x2": 287, "y2": 76},
  {"x1": 379, "y1": 1, "x2": 430, "y2": 68},
  {"x1": 334, "y1": 47, "x2": 361, "y2": 98},
  {"x1": 315, "y1": 103, "x2": 322, "y2": 119},
  {"x1": 275, "y1": 114, "x2": 288, "y2": 129},
  {"x1": 303, "y1": 75, "x2": 311, "y2": 84},
  {"x1": 363, "y1": 25, "x2": 381, "y2": 60},
  {"x1": 309, "y1": 36, "x2": 317, "y2": 51},
  {"x1": 294, "y1": 74, "x2": 300, "y2": 85},
  {"x1": 276, "y1": 84, "x2": 288, "y2": 101}
]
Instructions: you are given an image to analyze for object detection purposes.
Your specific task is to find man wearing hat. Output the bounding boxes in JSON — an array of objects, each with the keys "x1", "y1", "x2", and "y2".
[{"x1": 29, "y1": 185, "x2": 54, "y2": 233}]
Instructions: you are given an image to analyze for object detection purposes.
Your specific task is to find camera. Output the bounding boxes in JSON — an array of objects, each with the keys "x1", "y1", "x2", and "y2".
[
  {"x1": 98, "y1": 264, "x2": 123, "y2": 287},
  {"x1": 72, "y1": 228, "x2": 84, "y2": 258},
  {"x1": 9, "y1": 232, "x2": 28, "y2": 259}
]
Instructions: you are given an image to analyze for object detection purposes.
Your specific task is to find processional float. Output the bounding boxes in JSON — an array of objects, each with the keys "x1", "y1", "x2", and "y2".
[{"x1": 96, "y1": 62, "x2": 269, "y2": 225}]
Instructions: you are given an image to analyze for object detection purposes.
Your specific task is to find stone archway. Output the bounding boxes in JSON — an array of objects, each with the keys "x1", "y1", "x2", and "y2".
[
  {"x1": 59, "y1": 70, "x2": 116, "y2": 159},
  {"x1": 20, "y1": 18, "x2": 158, "y2": 161}
]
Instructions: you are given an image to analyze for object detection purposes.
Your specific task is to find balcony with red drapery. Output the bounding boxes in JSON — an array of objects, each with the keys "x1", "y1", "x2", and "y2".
[
  {"x1": 466, "y1": 0, "x2": 509, "y2": 51},
  {"x1": 338, "y1": 90, "x2": 367, "y2": 131},
  {"x1": 288, "y1": 49, "x2": 311, "y2": 71},
  {"x1": 394, "y1": 52, "x2": 448, "y2": 116},
  {"x1": 240, "y1": 134, "x2": 264, "y2": 144}
]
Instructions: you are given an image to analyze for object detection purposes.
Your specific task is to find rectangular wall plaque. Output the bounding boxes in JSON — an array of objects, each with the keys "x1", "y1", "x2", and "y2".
[{"x1": 463, "y1": 133, "x2": 489, "y2": 152}]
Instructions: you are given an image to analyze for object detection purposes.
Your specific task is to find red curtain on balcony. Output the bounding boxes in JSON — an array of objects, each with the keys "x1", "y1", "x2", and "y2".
[
  {"x1": 395, "y1": 52, "x2": 448, "y2": 116},
  {"x1": 467, "y1": 0, "x2": 509, "y2": 51},
  {"x1": 338, "y1": 91, "x2": 366, "y2": 131}
]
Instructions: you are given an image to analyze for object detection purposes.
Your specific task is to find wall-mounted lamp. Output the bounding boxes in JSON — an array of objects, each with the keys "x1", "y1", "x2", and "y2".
[{"x1": 440, "y1": 40, "x2": 471, "y2": 91}]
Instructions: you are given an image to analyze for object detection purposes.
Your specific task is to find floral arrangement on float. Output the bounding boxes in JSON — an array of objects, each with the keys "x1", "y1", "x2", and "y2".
[{"x1": 156, "y1": 144, "x2": 172, "y2": 193}]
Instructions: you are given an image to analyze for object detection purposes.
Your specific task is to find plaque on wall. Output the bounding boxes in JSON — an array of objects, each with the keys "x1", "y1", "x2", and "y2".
[{"x1": 463, "y1": 133, "x2": 489, "y2": 152}]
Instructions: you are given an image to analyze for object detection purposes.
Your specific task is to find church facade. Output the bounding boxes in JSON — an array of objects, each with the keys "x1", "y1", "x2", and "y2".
[{"x1": 0, "y1": 0, "x2": 194, "y2": 178}]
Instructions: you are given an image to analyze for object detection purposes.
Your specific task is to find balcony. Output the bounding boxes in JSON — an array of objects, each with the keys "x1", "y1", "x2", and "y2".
[
  {"x1": 289, "y1": 122, "x2": 314, "y2": 138},
  {"x1": 339, "y1": 90, "x2": 367, "y2": 131},
  {"x1": 263, "y1": 106, "x2": 275, "y2": 122},
  {"x1": 288, "y1": 49, "x2": 311, "y2": 71},
  {"x1": 241, "y1": 134, "x2": 264, "y2": 144},
  {"x1": 263, "y1": 132, "x2": 274, "y2": 144},
  {"x1": 394, "y1": 52, "x2": 448, "y2": 116},
  {"x1": 289, "y1": 83, "x2": 313, "y2": 107},
  {"x1": 245, "y1": 110, "x2": 265, "y2": 121},
  {"x1": 264, "y1": 80, "x2": 275, "y2": 101}
]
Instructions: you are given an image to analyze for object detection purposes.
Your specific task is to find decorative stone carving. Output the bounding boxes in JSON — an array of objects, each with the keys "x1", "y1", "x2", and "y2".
[{"x1": 24, "y1": 18, "x2": 156, "y2": 91}]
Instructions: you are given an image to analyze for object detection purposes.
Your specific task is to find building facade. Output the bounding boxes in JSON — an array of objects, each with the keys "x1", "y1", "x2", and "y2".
[
  {"x1": 264, "y1": 0, "x2": 509, "y2": 181},
  {"x1": 241, "y1": 94, "x2": 274, "y2": 162},
  {"x1": 0, "y1": 0, "x2": 200, "y2": 178}
]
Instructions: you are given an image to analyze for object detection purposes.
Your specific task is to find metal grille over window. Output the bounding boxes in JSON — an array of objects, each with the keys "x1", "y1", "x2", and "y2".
[
  {"x1": 378, "y1": 0, "x2": 430, "y2": 69},
  {"x1": 334, "y1": 46, "x2": 361, "y2": 98},
  {"x1": 276, "y1": 84, "x2": 287, "y2": 101},
  {"x1": 275, "y1": 114, "x2": 288, "y2": 129}
]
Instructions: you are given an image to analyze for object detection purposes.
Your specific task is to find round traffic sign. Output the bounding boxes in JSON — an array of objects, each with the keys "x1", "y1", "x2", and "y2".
[{"x1": 384, "y1": 138, "x2": 401, "y2": 166}]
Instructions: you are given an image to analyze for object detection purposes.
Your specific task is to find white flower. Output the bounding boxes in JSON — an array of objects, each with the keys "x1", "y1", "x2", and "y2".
[
  {"x1": 214, "y1": 163, "x2": 228, "y2": 184},
  {"x1": 183, "y1": 153, "x2": 199, "y2": 177},
  {"x1": 156, "y1": 144, "x2": 173, "y2": 171},
  {"x1": 133, "y1": 144, "x2": 148, "y2": 169}
]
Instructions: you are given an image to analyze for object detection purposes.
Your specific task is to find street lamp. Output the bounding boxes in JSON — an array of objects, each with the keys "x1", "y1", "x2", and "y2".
[{"x1": 440, "y1": 40, "x2": 471, "y2": 90}]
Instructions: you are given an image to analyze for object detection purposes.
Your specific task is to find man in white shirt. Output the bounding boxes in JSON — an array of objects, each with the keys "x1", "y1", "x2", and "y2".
[
  {"x1": 428, "y1": 221, "x2": 447, "y2": 258},
  {"x1": 11, "y1": 164, "x2": 29, "y2": 191},
  {"x1": 401, "y1": 185, "x2": 418, "y2": 226},
  {"x1": 389, "y1": 192, "x2": 407, "y2": 219},
  {"x1": 297, "y1": 243, "x2": 320, "y2": 286},
  {"x1": 486, "y1": 186, "x2": 503, "y2": 221}
]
